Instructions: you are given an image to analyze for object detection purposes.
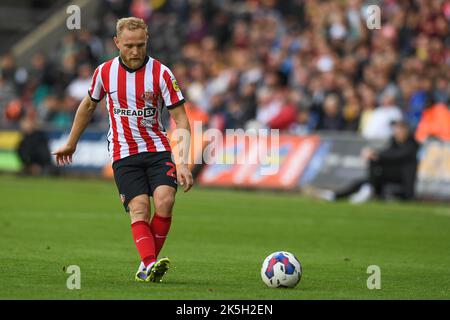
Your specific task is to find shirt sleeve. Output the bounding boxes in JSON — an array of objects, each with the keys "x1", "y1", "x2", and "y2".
[
  {"x1": 159, "y1": 65, "x2": 185, "y2": 110},
  {"x1": 88, "y1": 65, "x2": 106, "y2": 102}
]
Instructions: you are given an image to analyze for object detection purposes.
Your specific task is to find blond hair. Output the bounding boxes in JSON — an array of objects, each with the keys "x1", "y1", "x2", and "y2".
[{"x1": 116, "y1": 17, "x2": 148, "y2": 37}]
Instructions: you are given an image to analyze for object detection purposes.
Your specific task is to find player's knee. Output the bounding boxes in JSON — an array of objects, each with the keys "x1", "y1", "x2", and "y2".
[
  {"x1": 128, "y1": 201, "x2": 150, "y2": 221},
  {"x1": 155, "y1": 193, "x2": 175, "y2": 215}
]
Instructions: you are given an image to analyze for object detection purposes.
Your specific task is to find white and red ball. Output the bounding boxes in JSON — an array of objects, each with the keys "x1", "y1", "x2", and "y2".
[{"x1": 261, "y1": 251, "x2": 302, "y2": 288}]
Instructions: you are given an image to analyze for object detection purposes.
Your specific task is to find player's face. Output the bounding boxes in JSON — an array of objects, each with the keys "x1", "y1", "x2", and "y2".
[{"x1": 114, "y1": 28, "x2": 147, "y2": 69}]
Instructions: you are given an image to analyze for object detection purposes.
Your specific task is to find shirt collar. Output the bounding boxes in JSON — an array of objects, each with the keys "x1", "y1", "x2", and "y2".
[{"x1": 118, "y1": 55, "x2": 149, "y2": 73}]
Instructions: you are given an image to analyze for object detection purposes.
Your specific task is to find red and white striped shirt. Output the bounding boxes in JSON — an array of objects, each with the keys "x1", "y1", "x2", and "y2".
[{"x1": 88, "y1": 55, "x2": 185, "y2": 162}]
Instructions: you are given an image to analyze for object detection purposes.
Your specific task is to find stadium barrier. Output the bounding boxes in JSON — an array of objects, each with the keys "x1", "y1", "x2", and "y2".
[
  {"x1": 299, "y1": 134, "x2": 386, "y2": 191},
  {"x1": 197, "y1": 134, "x2": 320, "y2": 189},
  {"x1": 0, "y1": 128, "x2": 449, "y2": 200}
]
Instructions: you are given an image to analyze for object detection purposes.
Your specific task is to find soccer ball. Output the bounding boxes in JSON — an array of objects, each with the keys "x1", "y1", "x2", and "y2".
[{"x1": 261, "y1": 251, "x2": 302, "y2": 288}]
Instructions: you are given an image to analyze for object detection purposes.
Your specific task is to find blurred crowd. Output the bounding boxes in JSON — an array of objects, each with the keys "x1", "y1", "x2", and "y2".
[{"x1": 0, "y1": 0, "x2": 449, "y2": 143}]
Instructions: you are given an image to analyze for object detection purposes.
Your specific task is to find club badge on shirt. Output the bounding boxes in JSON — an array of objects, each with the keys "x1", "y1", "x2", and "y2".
[{"x1": 142, "y1": 91, "x2": 158, "y2": 103}]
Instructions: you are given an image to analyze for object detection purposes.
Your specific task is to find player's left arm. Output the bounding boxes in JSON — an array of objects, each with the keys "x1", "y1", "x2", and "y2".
[{"x1": 168, "y1": 104, "x2": 193, "y2": 192}]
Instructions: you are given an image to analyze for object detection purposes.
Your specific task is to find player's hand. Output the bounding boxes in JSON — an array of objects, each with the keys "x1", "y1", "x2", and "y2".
[
  {"x1": 52, "y1": 144, "x2": 76, "y2": 166},
  {"x1": 177, "y1": 164, "x2": 193, "y2": 192}
]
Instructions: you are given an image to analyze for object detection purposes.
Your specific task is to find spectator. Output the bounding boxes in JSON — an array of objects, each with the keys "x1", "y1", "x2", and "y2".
[
  {"x1": 433, "y1": 76, "x2": 449, "y2": 104},
  {"x1": 317, "y1": 94, "x2": 344, "y2": 131},
  {"x1": 342, "y1": 88, "x2": 361, "y2": 131},
  {"x1": 314, "y1": 120, "x2": 419, "y2": 203},
  {"x1": 362, "y1": 91, "x2": 403, "y2": 140},
  {"x1": 0, "y1": 0, "x2": 448, "y2": 137},
  {"x1": 415, "y1": 102, "x2": 450, "y2": 143},
  {"x1": 358, "y1": 84, "x2": 377, "y2": 135},
  {"x1": 255, "y1": 87, "x2": 281, "y2": 128},
  {"x1": 351, "y1": 120, "x2": 420, "y2": 202},
  {"x1": 17, "y1": 113, "x2": 53, "y2": 176},
  {"x1": 0, "y1": 74, "x2": 17, "y2": 124},
  {"x1": 66, "y1": 64, "x2": 92, "y2": 102}
]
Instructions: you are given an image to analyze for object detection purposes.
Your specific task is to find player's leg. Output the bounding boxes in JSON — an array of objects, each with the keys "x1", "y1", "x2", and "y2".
[
  {"x1": 150, "y1": 185, "x2": 176, "y2": 282},
  {"x1": 145, "y1": 152, "x2": 178, "y2": 282},
  {"x1": 144, "y1": 187, "x2": 176, "y2": 283},
  {"x1": 112, "y1": 155, "x2": 156, "y2": 281},
  {"x1": 129, "y1": 195, "x2": 156, "y2": 267},
  {"x1": 128, "y1": 194, "x2": 151, "y2": 222},
  {"x1": 151, "y1": 185, "x2": 176, "y2": 257},
  {"x1": 128, "y1": 195, "x2": 158, "y2": 281},
  {"x1": 146, "y1": 152, "x2": 178, "y2": 257}
]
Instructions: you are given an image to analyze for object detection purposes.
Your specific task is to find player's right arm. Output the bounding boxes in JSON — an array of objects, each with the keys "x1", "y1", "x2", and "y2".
[
  {"x1": 54, "y1": 64, "x2": 105, "y2": 166},
  {"x1": 52, "y1": 96, "x2": 98, "y2": 166}
]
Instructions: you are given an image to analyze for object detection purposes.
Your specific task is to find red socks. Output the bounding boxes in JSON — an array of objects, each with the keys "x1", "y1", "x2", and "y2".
[
  {"x1": 131, "y1": 221, "x2": 156, "y2": 267},
  {"x1": 150, "y1": 213, "x2": 172, "y2": 257},
  {"x1": 131, "y1": 214, "x2": 172, "y2": 267}
]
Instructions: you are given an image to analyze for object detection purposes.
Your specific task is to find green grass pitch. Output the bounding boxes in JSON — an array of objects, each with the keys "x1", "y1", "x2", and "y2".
[{"x1": 0, "y1": 175, "x2": 449, "y2": 299}]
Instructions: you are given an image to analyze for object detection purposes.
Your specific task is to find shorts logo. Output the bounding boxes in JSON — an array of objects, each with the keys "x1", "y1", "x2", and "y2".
[
  {"x1": 120, "y1": 194, "x2": 126, "y2": 203},
  {"x1": 113, "y1": 107, "x2": 156, "y2": 118},
  {"x1": 172, "y1": 79, "x2": 180, "y2": 92}
]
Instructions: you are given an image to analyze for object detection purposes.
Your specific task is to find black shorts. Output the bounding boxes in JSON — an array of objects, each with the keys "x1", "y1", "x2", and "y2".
[{"x1": 112, "y1": 151, "x2": 177, "y2": 211}]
